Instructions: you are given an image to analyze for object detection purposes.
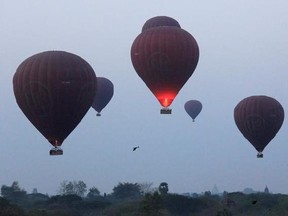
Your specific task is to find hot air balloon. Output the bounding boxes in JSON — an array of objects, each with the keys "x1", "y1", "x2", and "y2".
[
  {"x1": 141, "y1": 16, "x2": 181, "y2": 32},
  {"x1": 91, "y1": 77, "x2": 114, "y2": 116},
  {"x1": 234, "y1": 95, "x2": 284, "y2": 158},
  {"x1": 184, "y1": 100, "x2": 202, "y2": 122},
  {"x1": 131, "y1": 17, "x2": 199, "y2": 114},
  {"x1": 13, "y1": 51, "x2": 97, "y2": 155}
]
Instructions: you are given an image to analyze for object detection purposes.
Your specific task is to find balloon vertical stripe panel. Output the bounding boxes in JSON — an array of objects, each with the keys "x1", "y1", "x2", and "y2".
[{"x1": 13, "y1": 51, "x2": 97, "y2": 152}]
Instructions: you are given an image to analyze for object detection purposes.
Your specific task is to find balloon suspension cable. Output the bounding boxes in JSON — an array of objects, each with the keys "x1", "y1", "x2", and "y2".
[
  {"x1": 257, "y1": 152, "x2": 263, "y2": 158},
  {"x1": 160, "y1": 107, "x2": 172, "y2": 114},
  {"x1": 192, "y1": 119, "x2": 195, "y2": 122}
]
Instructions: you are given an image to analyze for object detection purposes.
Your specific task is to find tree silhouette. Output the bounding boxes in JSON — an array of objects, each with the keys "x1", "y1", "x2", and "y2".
[
  {"x1": 158, "y1": 182, "x2": 168, "y2": 195},
  {"x1": 1, "y1": 181, "x2": 27, "y2": 205},
  {"x1": 58, "y1": 180, "x2": 87, "y2": 197},
  {"x1": 87, "y1": 187, "x2": 101, "y2": 199},
  {"x1": 112, "y1": 182, "x2": 141, "y2": 199}
]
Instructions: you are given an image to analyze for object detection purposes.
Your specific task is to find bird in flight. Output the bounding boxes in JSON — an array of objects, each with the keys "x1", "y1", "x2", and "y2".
[{"x1": 133, "y1": 146, "x2": 140, "y2": 151}]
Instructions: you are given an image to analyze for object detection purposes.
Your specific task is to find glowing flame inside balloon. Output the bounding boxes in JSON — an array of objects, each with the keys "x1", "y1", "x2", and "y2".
[{"x1": 156, "y1": 92, "x2": 176, "y2": 108}]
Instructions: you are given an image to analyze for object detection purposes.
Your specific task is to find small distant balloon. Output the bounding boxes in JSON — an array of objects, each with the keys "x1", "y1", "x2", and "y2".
[
  {"x1": 91, "y1": 77, "x2": 114, "y2": 116},
  {"x1": 184, "y1": 100, "x2": 202, "y2": 122},
  {"x1": 234, "y1": 95, "x2": 284, "y2": 158},
  {"x1": 13, "y1": 51, "x2": 97, "y2": 155}
]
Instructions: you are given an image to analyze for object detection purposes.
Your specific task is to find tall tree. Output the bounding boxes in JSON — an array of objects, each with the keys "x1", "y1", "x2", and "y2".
[
  {"x1": 58, "y1": 180, "x2": 87, "y2": 197},
  {"x1": 1, "y1": 181, "x2": 27, "y2": 203},
  {"x1": 74, "y1": 181, "x2": 87, "y2": 197},
  {"x1": 87, "y1": 187, "x2": 101, "y2": 199},
  {"x1": 158, "y1": 182, "x2": 169, "y2": 195},
  {"x1": 112, "y1": 182, "x2": 141, "y2": 199}
]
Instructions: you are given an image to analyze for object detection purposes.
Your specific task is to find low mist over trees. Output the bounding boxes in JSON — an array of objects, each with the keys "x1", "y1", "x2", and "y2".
[{"x1": 1, "y1": 180, "x2": 288, "y2": 215}]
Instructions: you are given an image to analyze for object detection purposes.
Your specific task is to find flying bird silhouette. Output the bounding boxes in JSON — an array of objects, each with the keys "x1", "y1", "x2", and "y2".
[{"x1": 133, "y1": 146, "x2": 140, "y2": 151}]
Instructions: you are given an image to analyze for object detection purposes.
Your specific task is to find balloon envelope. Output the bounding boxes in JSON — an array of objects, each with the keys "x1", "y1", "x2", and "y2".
[
  {"x1": 13, "y1": 51, "x2": 97, "y2": 149},
  {"x1": 131, "y1": 24, "x2": 199, "y2": 110},
  {"x1": 184, "y1": 100, "x2": 202, "y2": 121},
  {"x1": 91, "y1": 77, "x2": 114, "y2": 116},
  {"x1": 141, "y1": 16, "x2": 181, "y2": 32},
  {"x1": 234, "y1": 95, "x2": 284, "y2": 157}
]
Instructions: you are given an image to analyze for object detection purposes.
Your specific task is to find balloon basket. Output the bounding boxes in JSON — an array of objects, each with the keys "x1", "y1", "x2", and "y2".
[
  {"x1": 96, "y1": 113, "x2": 101, "y2": 117},
  {"x1": 160, "y1": 108, "x2": 172, "y2": 114},
  {"x1": 257, "y1": 152, "x2": 263, "y2": 158},
  {"x1": 49, "y1": 147, "x2": 63, "y2": 156}
]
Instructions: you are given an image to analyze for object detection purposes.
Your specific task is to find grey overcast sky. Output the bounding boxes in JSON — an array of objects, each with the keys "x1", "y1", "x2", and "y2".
[{"x1": 1, "y1": 0, "x2": 288, "y2": 195}]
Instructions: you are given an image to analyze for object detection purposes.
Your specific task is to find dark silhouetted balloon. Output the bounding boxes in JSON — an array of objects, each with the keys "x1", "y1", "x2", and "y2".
[
  {"x1": 13, "y1": 51, "x2": 97, "y2": 155},
  {"x1": 142, "y1": 16, "x2": 181, "y2": 32},
  {"x1": 234, "y1": 95, "x2": 284, "y2": 158},
  {"x1": 91, "y1": 77, "x2": 114, "y2": 116},
  {"x1": 184, "y1": 100, "x2": 202, "y2": 122},
  {"x1": 131, "y1": 18, "x2": 199, "y2": 114}
]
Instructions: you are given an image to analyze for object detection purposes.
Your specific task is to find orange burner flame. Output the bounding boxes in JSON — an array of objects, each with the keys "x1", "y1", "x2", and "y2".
[{"x1": 156, "y1": 92, "x2": 176, "y2": 108}]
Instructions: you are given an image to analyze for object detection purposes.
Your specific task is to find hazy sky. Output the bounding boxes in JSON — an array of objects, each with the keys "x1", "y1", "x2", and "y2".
[{"x1": 1, "y1": 0, "x2": 288, "y2": 195}]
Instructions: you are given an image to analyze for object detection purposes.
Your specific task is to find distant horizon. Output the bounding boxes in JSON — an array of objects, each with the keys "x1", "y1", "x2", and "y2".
[{"x1": 0, "y1": 180, "x2": 279, "y2": 197}]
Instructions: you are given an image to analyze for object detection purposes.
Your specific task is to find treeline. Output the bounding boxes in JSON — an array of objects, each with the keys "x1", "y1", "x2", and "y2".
[{"x1": 1, "y1": 181, "x2": 288, "y2": 215}]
